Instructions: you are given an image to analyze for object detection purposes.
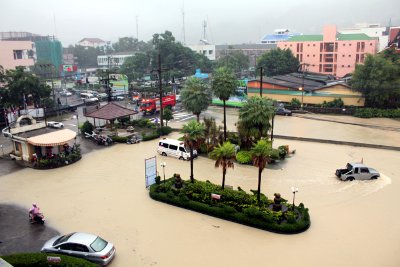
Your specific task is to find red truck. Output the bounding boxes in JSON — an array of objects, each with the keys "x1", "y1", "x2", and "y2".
[{"x1": 140, "y1": 95, "x2": 176, "y2": 115}]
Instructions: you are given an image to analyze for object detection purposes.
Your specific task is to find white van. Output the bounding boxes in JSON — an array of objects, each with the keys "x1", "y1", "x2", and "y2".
[{"x1": 157, "y1": 138, "x2": 197, "y2": 160}]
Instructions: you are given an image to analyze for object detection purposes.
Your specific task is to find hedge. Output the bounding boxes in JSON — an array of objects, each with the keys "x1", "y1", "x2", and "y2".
[
  {"x1": 149, "y1": 179, "x2": 310, "y2": 234},
  {"x1": 1, "y1": 253, "x2": 98, "y2": 267},
  {"x1": 112, "y1": 135, "x2": 129, "y2": 143},
  {"x1": 236, "y1": 151, "x2": 252, "y2": 164},
  {"x1": 354, "y1": 108, "x2": 400, "y2": 118}
]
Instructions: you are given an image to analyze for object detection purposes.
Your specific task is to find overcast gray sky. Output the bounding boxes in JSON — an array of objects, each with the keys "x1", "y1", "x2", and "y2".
[{"x1": 0, "y1": 0, "x2": 398, "y2": 46}]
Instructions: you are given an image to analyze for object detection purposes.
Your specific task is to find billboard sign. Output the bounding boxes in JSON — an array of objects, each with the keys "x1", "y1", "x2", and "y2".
[{"x1": 145, "y1": 156, "x2": 157, "y2": 188}]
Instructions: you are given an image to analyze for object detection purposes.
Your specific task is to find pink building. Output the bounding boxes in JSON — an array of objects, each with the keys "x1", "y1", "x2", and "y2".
[
  {"x1": 277, "y1": 25, "x2": 378, "y2": 77},
  {"x1": 0, "y1": 40, "x2": 36, "y2": 70}
]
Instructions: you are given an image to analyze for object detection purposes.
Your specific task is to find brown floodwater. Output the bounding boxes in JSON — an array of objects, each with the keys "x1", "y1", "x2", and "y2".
[{"x1": 1, "y1": 118, "x2": 400, "y2": 266}]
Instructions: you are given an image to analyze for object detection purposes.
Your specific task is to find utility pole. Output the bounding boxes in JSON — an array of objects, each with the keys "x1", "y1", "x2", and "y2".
[
  {"x1": 158, "y1": 53, "x2": 164, "y2": 127},
  {"x1": 259, "y1": 67, "x2": 263, "y2": 97}
]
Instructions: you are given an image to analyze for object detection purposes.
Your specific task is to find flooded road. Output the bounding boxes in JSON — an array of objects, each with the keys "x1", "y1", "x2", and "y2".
[
  {"x1": 1, "y1": 110, "x2": 400, "y2": 266},
  {"x1": 1, "y1": 127, "x2": 400, "y2": 266}
]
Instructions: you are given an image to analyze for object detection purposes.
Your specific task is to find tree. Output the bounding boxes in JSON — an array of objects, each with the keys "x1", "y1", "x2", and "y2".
[
  {"x1": 1, "y1": 67, "x2": 51, "y2": 108},
  {"x1": 257, "y1": 48, "x2": 299, "y2": 76},
  {"x1": 210, "y1": 142, "x2": 236, "y2": 189},
  {"x1": 163, "y1": 107, "x2": 173, "y2": 126},
  {"x1": 112, "y1": 37, "x2": 151, "y2": 53},
  {"x1": 181, "y1": 120, "x2": 205, "y2": 183},
  {"x1": 181, "y1": 77, "x2": 212, "y2": 122},
  {"x1": 120, "y1": 53, "x2": 151, "y2": 81},
  {"x1": 351, "y1": 54, "x2": 400, "y2": 108},
  {"x1": 211, "y1": 67, "x2": 238, "y2": 141},
  {"x1": 250, "y1": 139, "x2": 273, "y2": 204},
  {"x1": 216, "y1": 50, "x2": 249, "y2": 75},
  {"x1": 70, "y1": 45, "x2": 102, "y2": 68},
  {"x1": 238, "y1": 96, "x2": 274, "y2": 142}
]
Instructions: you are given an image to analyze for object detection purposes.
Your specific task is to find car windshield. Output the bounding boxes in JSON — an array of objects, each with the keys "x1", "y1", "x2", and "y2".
[
  {"x1": 90, "y1": 237, "x2": 108, "y2": 252},
  {"x1": 53, "y1": 233, "x2": 74, "y2": 246}
]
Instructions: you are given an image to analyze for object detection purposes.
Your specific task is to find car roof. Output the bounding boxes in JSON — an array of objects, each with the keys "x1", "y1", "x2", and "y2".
[
  {"x1": 68, "y1": 232, "x2": 98, "y2": 245},
  {"x1": 349, "y1": 163, "x2": 367, "y2": 168}
]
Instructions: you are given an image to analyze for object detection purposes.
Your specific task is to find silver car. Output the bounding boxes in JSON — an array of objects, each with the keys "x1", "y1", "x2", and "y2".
[{"x1": 41, "y1": 232, "x2": 116, "y2": 266}]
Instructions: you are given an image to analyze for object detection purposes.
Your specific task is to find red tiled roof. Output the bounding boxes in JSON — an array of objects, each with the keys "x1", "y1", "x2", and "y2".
[{"x1": 85, "y1": 103, "x2": 136, "y2": 120}]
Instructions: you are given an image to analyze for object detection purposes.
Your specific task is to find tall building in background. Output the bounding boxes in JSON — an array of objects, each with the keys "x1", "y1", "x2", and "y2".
[
  {"x1": 278, "y1": 25, "x2": 378, "y2": 77},
  {"x1": 0, "y1": 32, "x2": 63, "y2": 72},
  {"x1": 35, "y1": 37, "x2": 63, "y2": 70},
  {"x1": 0, "y1": 40, "x2": 36, "y2": 70}
]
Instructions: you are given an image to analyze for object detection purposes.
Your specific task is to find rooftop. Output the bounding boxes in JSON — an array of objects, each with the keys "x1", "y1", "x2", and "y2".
[{"x1": 287, "y1": 33, "x2": 374, "y2": 42}]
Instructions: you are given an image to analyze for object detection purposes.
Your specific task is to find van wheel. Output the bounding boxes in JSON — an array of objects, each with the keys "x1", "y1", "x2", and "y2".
[
  {"x1": 371, "y1": 176, "x2": 378, "y2": 180},
  {"x1": 179, "y1": 156, "x2": 183, "y2": 160},
  {"x1": 162, "y1": 152, "x2": 167, "y2": 156},
  {"x1": 346, "y1": 177, "x2": 355, "y2": 181}
]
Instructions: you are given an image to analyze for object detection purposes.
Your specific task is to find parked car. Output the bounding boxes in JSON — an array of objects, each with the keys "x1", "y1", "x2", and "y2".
[
  {"x1": 275, "y1": 107, "x2": 292, "y2": 116},
  {"x1": 41, "y1": 232, "x2": 116, "y2": 266},
  {"x1": 335, "y1": 162, "x2": 380, "y2": 181},
  {"x1": 98, "y1": 93, "x2": 108, "y2": 100},
  {"x1": 60, "y1": 90, "x2": 72, "y2": 97},
  {"x1": 47, "y1": 121, "x2": 64, "y2": 128}
]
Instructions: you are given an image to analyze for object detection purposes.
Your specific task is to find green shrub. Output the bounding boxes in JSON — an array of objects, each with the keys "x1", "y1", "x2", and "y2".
[
  {"x1": 278, "y1": 145, "x2": 288, "y2": 159},
  {"x1": 112, "y1": 136, "x2": 129, "y2": 143},
  {"x1": 322, "y1": 98, "x2": 344, "y2": 108},
  {"x1": 80, "y1": 121, "x2": 94, "y2": 135},
  {"x1": 158, "y1": 126, "x2": 172, "y2": 135},
  {"x1": 290, "y1": 98, "x2": 301, "y2": 108},
  {"x1": 1, "y1": 253, "x2": 98, "y2": 267},
  {"x1": 269, "y1": 149, "x2": 280, "y2": 161},
  {"x1": 149, "y1": 179, "x2": 310, "y2": 234},
  {"x1": 354, "y1": 108, "x2": 400, "y2": 118},
  {"x1": 236, "y1": 151, "x2": 252, "y2": 164},
  {"x1": 142, "y1": 131, "x2": 160, "y2": 141}
]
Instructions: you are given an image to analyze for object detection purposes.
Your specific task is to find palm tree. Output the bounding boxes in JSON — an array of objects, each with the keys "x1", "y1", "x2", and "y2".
[
  {"x1": 181, "y1": 77, "x2": 212, "y2": 122},
  {"x1": 211, "y1": 67, "x2": 237, "y2": 141},
  {"x1": 250, "y1": 139, "x2": 273, "y2": 204},
  {"x1": 210, "y1": 142, "x2": 236, "y2": 189},
  {"x1": 181, "y1": 120, "x2": 205, "y2": 183},
  {"x1": 238, "y1": 96, "x2": 274, "y2": 141}
]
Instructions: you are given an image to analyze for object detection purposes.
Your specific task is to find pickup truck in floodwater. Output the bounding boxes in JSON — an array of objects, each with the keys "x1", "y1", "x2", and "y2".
[{"x1": 335, "y1": 163, "x2": 380, "y2": 181}]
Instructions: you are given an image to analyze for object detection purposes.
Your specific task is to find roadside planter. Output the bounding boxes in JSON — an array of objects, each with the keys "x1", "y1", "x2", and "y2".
[{"x1": 149, "y1": 178, "x2": 310, "y2": 234}]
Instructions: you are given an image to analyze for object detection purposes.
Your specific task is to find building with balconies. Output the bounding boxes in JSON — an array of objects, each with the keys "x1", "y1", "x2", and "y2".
[{"x1": 277, "y1": 25, "x2": 378, "y2": 77}]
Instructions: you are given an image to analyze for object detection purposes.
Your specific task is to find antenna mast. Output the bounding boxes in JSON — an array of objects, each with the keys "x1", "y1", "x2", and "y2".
[
  {"x1": 181, "y1": 3, "x2": 186, "y2": 44},
  {"x1": 136, "y1": 16, "x2": 139, "y2": 40}
]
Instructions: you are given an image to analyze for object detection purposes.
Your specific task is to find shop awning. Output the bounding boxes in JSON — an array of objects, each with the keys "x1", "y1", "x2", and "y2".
[{"x1": 27, "y1": 129, "x2": 77, "y2": 147}]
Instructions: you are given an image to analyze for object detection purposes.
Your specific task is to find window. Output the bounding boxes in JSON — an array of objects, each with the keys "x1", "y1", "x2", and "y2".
[
  {"x1": 348, "y1": 55, "x2": 351, "y2": 57},
  {"x1": 169, "y1": 144, "x2": 178, "y2": 150},
  {"x1": 72, "y1": 244, "x2": 89, "y2": 252},
  {"x1": 179, "y1": 147, "x2": 186, "y2": 152},
  {"x1": 349, "y1": 43, "x2": 352, "y2": 46},
  {"x1": 307, "y1": 55, "x2": 309, "y2": 57},
  {"x1": 15, "y1": 142, "x2": 20, "y2": 151},
  {"x1": 208, "y1": 50, "x2": 213, "y2": 55},
  {"x1": 348, "y1": 65, "x2": 350, "y2": 67},
  {"x1": 13, "y1": 50, "x2": 23, "y2": 60},
  {"x1": 342, "y1": 55, "x2": 345, "y2": 57},
  {"x1": 356, "y1": 54, "x2": 359, "y2": 63},
  {"x1": 313, "y1": 55, "x2": 315, "y2": 57},
  {"x1": 360, "y1": 168, "x2": 369, "y2": 173},
  {"x1": 313, "y1": 44, "x2": 316, "y2": 47},
  {"x1": 90, "y1": 237, "x2": 108, "y2": 252},
  {"x1": 343, "y1": 43, "x2": 346, "y2": 46}
]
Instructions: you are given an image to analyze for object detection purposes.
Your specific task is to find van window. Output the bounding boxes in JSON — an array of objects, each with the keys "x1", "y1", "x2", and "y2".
[
  {"x1": 169, "y1": 145, "x2": 178, "y2": 150},
  {"x1": 160, "y1": 142, "x2": 168, "y2": 148},
  {"x1": 179, "y1": 147, "x2": 186, "y2": 152}
]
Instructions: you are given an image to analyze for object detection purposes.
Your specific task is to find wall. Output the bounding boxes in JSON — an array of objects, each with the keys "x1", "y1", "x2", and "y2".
[{"x1": 0, "y1": 41, "x2": 35, "y2": 70}]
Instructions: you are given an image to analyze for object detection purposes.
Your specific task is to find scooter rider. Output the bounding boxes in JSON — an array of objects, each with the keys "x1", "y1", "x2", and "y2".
[{"x1": 29, "y1": 203, "x2": 41, "y2": 221}]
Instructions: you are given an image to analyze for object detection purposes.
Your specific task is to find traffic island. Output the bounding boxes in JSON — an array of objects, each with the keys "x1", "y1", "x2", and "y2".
[{"x1": 149, "y1": 178, "x2": 310, "y2": 234}]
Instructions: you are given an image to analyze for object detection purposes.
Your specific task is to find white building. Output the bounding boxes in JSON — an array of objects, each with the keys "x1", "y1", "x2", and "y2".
[
  {"x1": 97, "y1": 52, "x2": 136, "y2": 68},
  {"x1": 339, "y1": 23, "x2": 389, "y2": 52},
  {"x1": 78, "y1": 38, "x2": 106, "y2": 48},
  {"x1": 187, "y1": 42, "x2": 216, "y2": 61}
]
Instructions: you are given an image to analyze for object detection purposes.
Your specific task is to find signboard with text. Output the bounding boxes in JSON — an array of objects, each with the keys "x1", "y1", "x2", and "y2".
[{"x1": 145, "y1": 156, "x2": 157, "y2": 188}]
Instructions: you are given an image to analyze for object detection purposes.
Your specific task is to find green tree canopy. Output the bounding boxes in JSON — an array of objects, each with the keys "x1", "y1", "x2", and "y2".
[
  {"x1": 69, "y1": 45, "x2": 103, "y2": 68},
  {"x1": 257, "y1": 48, "x2": 299, "y2": 76},
  {"x1": 120, "y1": 53, "x2": 151, "y2": 81},
  {"x1": 351, "y1": 53, "x2": 400, "y2": 108},
  {"x1": 211, "y1": 67, "x2": 238, "y2": 140},
  {"x1": 215, "y1": 50, "x2": 249, "y2": 75},
  {"x1": 112, "y1": 37, "x2": 151, "y2": 53},
  {"x1": 238, "y1": 96, "x2": 275, "y2": 142},
  {"x1": 181, "y1": 120, "x2": 205, "y2": 183},
  {"x1": 250, "y1": 139, "x2": 273, "y2": 204},
  {"x1": 181, "y1": 77, "x2": 212, "y2": 122},
  {"x1": 1, "y1": 67, "x2": 51, "y2": 108},
  {"x1": 163, "y1": 107, "x2": 173, "y2": 126},
  {"x1": 210, "y1": 141, "x2": 236, "y2": 189}
]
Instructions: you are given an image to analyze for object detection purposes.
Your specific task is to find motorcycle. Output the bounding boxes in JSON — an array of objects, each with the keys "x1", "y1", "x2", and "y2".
[{"x1": 29, "y1": 212, "x2": 45, "y2": 224}]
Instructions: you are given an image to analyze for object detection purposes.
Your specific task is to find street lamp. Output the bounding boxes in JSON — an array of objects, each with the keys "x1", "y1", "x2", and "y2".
[
  {"x1": 298, "y1": 87, "x2": 304, "y2": 110},
  {"x1": 160, "y1": 162, "x2": 167, "y2": 184},
  {"x1": 291, "y1": 186, "x2": 299, "y2": 211}
]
